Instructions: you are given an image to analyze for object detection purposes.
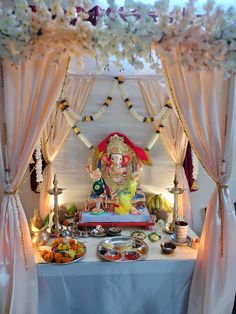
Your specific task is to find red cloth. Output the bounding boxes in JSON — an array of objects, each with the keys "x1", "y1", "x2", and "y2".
[
  {"x1": 183, "y1": 142, "x2": 198, "y2": 192},
  {"x1": 97, "y1": 132, "x2": 149, "y2": 162}
]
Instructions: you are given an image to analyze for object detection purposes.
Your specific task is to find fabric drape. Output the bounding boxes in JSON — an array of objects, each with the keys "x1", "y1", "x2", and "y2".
[
  {"x1": 139, "y1": 78, "x2": 192, "y2": 225},
  {"x1": 162, "y1": 53, "x2": 236, "y2": 314},
  {"x1": 39, "y1": 76, "x2": 94, "y2": 218},
  {"x1": 183, "y1": 143, "x2": 198, "y2": 192},
  {"x1": 0, "y1": 54, "x2": 69, "y2": 314}
]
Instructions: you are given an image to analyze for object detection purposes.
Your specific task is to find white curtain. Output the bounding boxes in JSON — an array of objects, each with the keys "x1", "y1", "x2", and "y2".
[
  {"x1": 0, "y1": 55, "x2": 69, "y2": 314},
  {"x1": 52, "y1": 77, "x2": 176, "y2": 205},
  {"x1": 162, "y1": 54, "x2": 236, "y2": 314},
  {"x1": 139, "y1": 78, "x2": 192, "y2": 225},
  {"x1": 39, "y1": 75, "x2": 94, "y2": 218}
]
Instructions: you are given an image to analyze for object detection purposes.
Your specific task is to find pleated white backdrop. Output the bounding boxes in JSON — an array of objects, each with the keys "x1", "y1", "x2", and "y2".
[
  {"x1": 53, "y1": 76, "x2": 176, "y2": 205},
  {"x1": 18, "y1": 69, "x2": 236, "y2": 235}
]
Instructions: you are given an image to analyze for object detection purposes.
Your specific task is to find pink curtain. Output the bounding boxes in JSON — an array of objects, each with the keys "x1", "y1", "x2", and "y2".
[
  {"x1": 162, "y1": 54, "x2": 236, "y2": 314},
  {"x1": 0, "y1": 54, "x2": 69, "y2": 314},
  {"x1": 40, "y1": 76, "x2": 94, "y2": 218},
  {"x1": 139, "y1": 78, "x2": 192, "y2": 225}
]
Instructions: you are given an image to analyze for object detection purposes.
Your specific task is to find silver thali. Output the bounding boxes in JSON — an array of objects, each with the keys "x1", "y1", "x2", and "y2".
[{"x1": 97, "y1": 236, "x2": 148, "y2": 262}]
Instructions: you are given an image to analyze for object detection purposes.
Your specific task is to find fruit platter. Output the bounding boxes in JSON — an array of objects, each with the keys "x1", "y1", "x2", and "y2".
[
  {"x1": 97, "y1": 236, "x2": 148, "y2": 262},
  {"x1": 40, "y1": 238, "x2": 86, "y2": 264}
]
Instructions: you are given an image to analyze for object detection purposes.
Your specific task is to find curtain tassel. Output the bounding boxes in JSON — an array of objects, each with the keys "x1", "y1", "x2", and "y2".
[{"x1": 217, "y1": 183, "x2": 228, "y2": 258}]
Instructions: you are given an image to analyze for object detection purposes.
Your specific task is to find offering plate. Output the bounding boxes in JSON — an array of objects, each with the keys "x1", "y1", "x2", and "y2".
[
  {"x1": 162, "y1": 223, "x2": 174, "y2": 234},
  {"x1": 108, "y1": 226, "x2": 121, "y2": 236},
  {"x1": 39, "y1": 238, "x2": 87, "y2": 265},
  {"x1": 169, "y1": 234, "x2": 191, "y2": 246},
  {"x1": 97, "y1": 236, "x2": 148, "y2": 262},
  {"x1": 131, "y1": 230, "x2": 146, "y2": 241},
  {"x1": 148, "y1": 232, "x2": 161, "y2": 243},
  {"x1": 90, "y1": 225, "x2": 108, "y2": 237}
]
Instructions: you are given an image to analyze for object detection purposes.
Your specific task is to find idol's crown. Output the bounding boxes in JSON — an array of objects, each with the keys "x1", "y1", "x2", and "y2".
[{"x1": 106, "y1": 134, "x2": 129, "y2": 156}]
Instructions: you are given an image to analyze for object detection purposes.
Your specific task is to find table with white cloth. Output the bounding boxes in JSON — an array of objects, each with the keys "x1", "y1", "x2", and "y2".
[{"x1": 36, "y1": 224, "x2": 197, "y2": 314}]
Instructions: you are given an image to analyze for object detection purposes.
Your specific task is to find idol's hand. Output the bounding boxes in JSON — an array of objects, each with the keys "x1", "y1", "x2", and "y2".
[
  {"x1": 132, "y1": 161, "x2": 143, "y2": 181},
  {"x1": 137, "y1": 160, "x2": 143, "y2": 172},
  {"x1": 85, "y1": 157, "x2": 93, "y2": 174}
]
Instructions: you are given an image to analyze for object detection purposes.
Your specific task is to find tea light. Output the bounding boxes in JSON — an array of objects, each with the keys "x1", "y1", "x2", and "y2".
[{"x1": 191, "y1": 238, "x2": 200, "y2": 250}]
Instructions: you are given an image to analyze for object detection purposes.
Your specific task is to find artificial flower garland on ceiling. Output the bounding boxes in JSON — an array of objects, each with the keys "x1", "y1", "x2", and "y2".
[{"x1": 0, "y1": 0, "x2": 235, "y2": 78}]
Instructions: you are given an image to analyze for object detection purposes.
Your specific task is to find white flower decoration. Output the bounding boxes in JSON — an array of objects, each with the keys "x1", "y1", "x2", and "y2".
[{"x1": 0, "y1": 0, "x2": 235, "y2": 76}]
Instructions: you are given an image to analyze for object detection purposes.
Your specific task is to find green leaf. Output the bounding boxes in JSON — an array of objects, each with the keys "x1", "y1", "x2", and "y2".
[{"x1": 43, "y1": 214, "x2": 50, "y2": 226}]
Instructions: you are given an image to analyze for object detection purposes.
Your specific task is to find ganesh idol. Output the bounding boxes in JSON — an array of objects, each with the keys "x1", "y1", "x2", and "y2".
[{"x1": 85, "y1": 132, "x2": 151, "y2": 215}]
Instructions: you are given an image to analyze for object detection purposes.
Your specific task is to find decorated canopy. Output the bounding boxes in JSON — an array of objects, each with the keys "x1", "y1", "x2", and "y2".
[{"x1": 0, "y1": 1, "x2": 236, "y2": 314}]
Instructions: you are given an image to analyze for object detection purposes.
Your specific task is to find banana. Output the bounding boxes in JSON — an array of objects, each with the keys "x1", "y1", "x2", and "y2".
[
  {"x1": 146, "y1": 195, "x2": 154, "y2": 207},
  {"x1": 155, "y1": 195, "x2": 160, "y2": 211},
  {"x1": 147, "y1": 194, "x2": 172, "y2": 214},
  {"x1": 147, "y1": 197, "x2": 151, "y2": 210},
  {"x1": 146, "y1": 192, "x2": 155, "y2": 199},
  {"x1": 159, "y1": 194, "x2": 164, "y2": 210},
  {"x1": 150, "y1": 196, "x2": 156, "y2": 213},
  {"x1": 163, "y1": 198, "x2": 172, "y2": 213}
]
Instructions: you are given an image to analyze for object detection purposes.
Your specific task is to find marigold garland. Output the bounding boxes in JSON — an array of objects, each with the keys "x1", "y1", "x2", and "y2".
[
  {"x1": 57, "y1": 80, "x2": 116, "y2": 123},
  {"x1": 59, "y1": 75, "x2": 172, "y2": 151},
  {"x1": 59, "y1": 76, "x2": 172, "y2": 125},
  {"x1": 62, "y1": 114, "x2": 93, "y2": 149},
  {"x1": 146, "y1": 106, "x2": 172, "y2": 151},
  {"x1": 115, "y1": 76, "x2": 124, "y2": 84},
  {"x1": 118, "y1": 76, "x2": 172, "y2": 123}
]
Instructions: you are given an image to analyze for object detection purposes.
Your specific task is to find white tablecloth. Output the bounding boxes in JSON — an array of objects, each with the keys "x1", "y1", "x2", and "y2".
[{"x1": 36, "y1": 225, "x2": 197, "y2": 314}]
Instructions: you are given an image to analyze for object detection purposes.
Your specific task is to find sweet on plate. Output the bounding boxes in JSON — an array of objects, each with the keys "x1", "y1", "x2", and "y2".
[{"x1": 40, "y1": 238, "x2": 86, "y2": 264}]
